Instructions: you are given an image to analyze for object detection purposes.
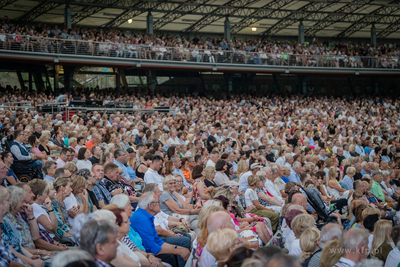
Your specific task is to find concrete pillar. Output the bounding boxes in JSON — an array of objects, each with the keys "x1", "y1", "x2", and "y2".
[
  {"x1": 64, "y1": 3, "x2": 71, "y2": 30},
  {"x1": 63, "y1": 66, "x2": 75, "y2": 93},
  {"x1": 302, "y1": 76, "x2": 307, "y2": 94},
  {"x1": 54, "y1": 65, "x2": 60, "y2": 94},
  {"x1": 371, "y1": 24, "x2": 377, "y2": 47},
  {"x1": 147, "y1": 70, "x2": 156, "y2": 93},
  {"x1": 298, "y1": 21, "x2": 304, "y2": 45},
  {"x1": 224, "y1": 17, "x2": 230, "y2": 42},
  {"x1": 147, "y1": 11, "x2": 153, "y2": 35}
]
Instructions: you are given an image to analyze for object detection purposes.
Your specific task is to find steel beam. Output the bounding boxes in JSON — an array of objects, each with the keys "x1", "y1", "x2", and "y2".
[
  {"x1": 18, "y1": 1, "x2": 63, "y2": 22},
  {"x1": 336, "y1": 0, "x2": 400, "y2": 37},
  {"x1": 105, "y1": 1, "x2": 168, "y2": 28},
  {"x1": 304, "y1": 0, "x2": 373, "y2": 37},
  {"x1": 183, "y1": 0, "x2": 260, "y2": 33},
  {"x1": 71, "y1": 0, "x2": 120, "y2": 24},
  {"x1": 230, "y1": 0, "x2": 295, "y2": 34},
  {"x1": 377, "y1": 17, "x2": 400, "y2": 38},
  {"x1": 260, "y1": 0, "x2": 340, "y2": 36},
  {"x1": 153, "y1": 0, "x2": 210, "y2": 30},
  {"x1": 0, "y1": 0, "x2": 18, "y2": 9}
]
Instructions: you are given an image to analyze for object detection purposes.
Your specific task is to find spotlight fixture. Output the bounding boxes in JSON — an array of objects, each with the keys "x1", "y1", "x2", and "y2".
[
  {"x1": 128, "y1": 19, "x2": 132, "y2": 24},
  {"x1": 252, "y1": 27, "x2": 257, "y2": 31}
]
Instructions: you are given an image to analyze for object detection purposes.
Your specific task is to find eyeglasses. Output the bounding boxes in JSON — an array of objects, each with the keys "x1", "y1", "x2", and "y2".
[
  {"x1": 176, "y1": 181, "x2": 183, "y2": 184},
  {"x1": 169, "y1": 182, "x2": 176, "y2": 185},
  {"x1": 151, "y1": 201, "x2": 160, "y2": 205}
]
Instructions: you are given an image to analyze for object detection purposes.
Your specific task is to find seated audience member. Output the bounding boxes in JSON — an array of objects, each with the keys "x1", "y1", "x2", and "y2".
[
  {"x1": 79, "y1": 219, "x2": 120, "y2": 267},
  {"x1": 206, "y1": 228, "x2": 240, "y2": 266},
  {"x1": 244, "y1": 175, "x2": 279, "y2": 231},
  {"x1": 10, "y1": 130, "x2": 43, "y2": 177},
  {"x1": 29, "y1": 179, "x2": 59, "y2": 240},
  {"x1": 320, "y1": 239, "x2": 343, "y2": 267},
  {"x1": 333, "y1": 228, "x2": 370, "y2": 267},
  {"x1": 199, "y1": 211, "x2": 235, "y2": 267},
  {"x1": 287, "y1": 214, "x2": 316, "y2": 256},
  {"x1": 92, "y1": 164, "x2": 112, "y2": 208},
  {"x1": 159, "y1": 175, "x2": 200, "y2": 229},
  {"x1": 299, "y1": 228, "x2": 321, "y2": 266},
  {"x1": 0, "y1": 185, "x2": 45, "y2": 267},
  {"x1": 370, "y1": 219, "x2": 393, "y2": 264},
  {"x1": 385, "y1": 225, "x2": 400, "y2": 267},
  {"x1": 75, "y1": 147, "x2": 93, "y2": 171},
  {"x1": 130, "y1": 192, "x2": 191, "y2": 267},
  {"x1": 308, "y1": 223, "x2": 343, "y2": 267}
]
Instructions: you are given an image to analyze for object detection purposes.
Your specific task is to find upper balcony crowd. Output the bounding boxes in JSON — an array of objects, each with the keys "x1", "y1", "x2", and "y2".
[{"x1": 1, "y1": 18, "x2": 400, "y2": 68}]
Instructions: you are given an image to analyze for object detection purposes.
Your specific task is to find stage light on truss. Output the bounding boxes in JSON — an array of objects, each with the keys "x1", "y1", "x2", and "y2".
[
  {"x1": 252, "y1": 27, "x2": 257, "y2": 31},
  {"x1": 128, "y1": 19, "x2": 132, "y2": 24}
]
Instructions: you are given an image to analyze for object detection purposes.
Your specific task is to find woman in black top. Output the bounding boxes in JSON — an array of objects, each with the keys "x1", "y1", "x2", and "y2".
[
  {"x1": 136, "y1": 163, "x2": 147, "y2": 179},
  {"x1": 53, "y1": 131, "x2": 65, "y2": 148},
  {"x1": 204, "y1": 166, "x2": 217, "y2": 188},
  {"x1": 328, "y1": 121, "x2": 337, "y2": 135}
]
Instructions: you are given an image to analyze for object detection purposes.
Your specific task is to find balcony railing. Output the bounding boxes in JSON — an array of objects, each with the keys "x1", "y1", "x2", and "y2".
[{"x1": 0, "y1": 34, "x2": 398, "y2": 69}]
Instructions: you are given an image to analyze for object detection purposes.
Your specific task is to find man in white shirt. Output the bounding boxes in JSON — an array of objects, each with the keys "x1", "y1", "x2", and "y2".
[
  {"x1": 199, "y1": 211, "x2": 234, "y2": 267},
  {"x1": 144, "y1": 155, "x2": 164, "y2": 191},
  {"x1": 333, "y1": 228, "x2": 369, "y2": 267},
  {"x1": 206, "y1": 151, "x2": 218, "y2": 168},
  {"x1": 238, "y1": 163, "x2": 262, "y2": 192},
  {"x1": 343, "y1": 144, "x2": 351, "y2": 159}
]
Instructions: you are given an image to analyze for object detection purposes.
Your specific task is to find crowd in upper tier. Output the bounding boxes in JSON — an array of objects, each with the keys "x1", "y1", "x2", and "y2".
[
  {"x1": 1, "y1": 17, "x2": 400, "y2": 67},
  {"x1": 0, "y1": 91, "x2": 400, "y2": 267}
]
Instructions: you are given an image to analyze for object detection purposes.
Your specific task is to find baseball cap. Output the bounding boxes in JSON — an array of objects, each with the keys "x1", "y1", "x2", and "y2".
[{"x1": 250, "y1": 163, "x2": 263, "y2": 170}]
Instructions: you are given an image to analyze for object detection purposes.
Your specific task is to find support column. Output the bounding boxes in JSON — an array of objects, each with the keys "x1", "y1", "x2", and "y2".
[
  {"x1": 147, "y1": 11, "x2": 153, "y2": 35},
  {"x1": 147, "y1": 70, "x2": 156, "y2": 94},
  {"x1": 301, "y1": 75, "x2": 307, "y2": 94},
  {"x1": 63, "y1": 66, "x2": 75, "y2": 93},
  {"x1": 118, "y1": 68, "x2": 128, "y2": 91},
  {"x1": 371, "y1": 24, "x2": 377, "y2": 47},
  {"x1": 64, "y1": 2, "x2": 71, "y2": 30},
  {"x1": 54, "y1": 65, "x2": 60, "y2": 94},
  {"x1": 28, "y1": 70, "x2": 33, "y2": 92},
  {"x1": 224, "y1": 17, "x2": 230, "y2": 42},
  {"x1": 298, "y1": 21, "x2": 304, "y2": 45}
]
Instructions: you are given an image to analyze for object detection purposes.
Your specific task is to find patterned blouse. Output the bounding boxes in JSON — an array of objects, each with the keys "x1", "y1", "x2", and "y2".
[
  {"x1": 51, "y1": 198, "x2": 71, "y2": 228},
  {"x1": 193, "y1": 179, "x2": 208, "y2": 206},
  {"x1": 1, "y1": 213, "x2": 23, "y2": 254},
  {"x1": 255, "y1": 187, "x2": 271, "y2": 207},
  {"x1": 15, "y1": 211, "x2": 36, "y2": 249}
]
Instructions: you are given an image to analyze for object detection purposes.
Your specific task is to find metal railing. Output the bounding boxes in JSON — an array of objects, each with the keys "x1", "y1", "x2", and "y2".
[
  {"x1": 0, "y1": 34, "x2": 398, "y2": 69},
  {"x1": 65, "y1": 106, "x2": 171, "y2": 118}
]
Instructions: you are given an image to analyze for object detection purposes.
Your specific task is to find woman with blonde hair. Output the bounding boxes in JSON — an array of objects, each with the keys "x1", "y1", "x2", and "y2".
[
  {"x1": 237, "y1": 160, "x2": 248, "y2": 179},
  {"x1": 194, "y1": 205, "x2": 224, "y2": 263},
  {"x1": 299, "y1": 228, "x2": 321, "y2": 263},
  {"x1": 204, "y1": 166, "x2": 217, "y2": 188},
  {"x1": 287, "y1": 214, "x2": 316, "y2": 256},
  {"x1": 327, "y1": 167, "x2": 353, "y2": 200},
  {"x1": 207, "y1": 229, "x2": 240, "y2": 266},
  {"x1": 320, "y1": 239, "x2": 343, "y2": 267},
  {"x1": 370, "y1": 220, "x2": 393, "y2": 263}
]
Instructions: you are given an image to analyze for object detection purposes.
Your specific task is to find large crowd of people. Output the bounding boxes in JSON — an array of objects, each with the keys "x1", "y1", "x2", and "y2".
[
  {"x1": 0, "y1": 90, "x2": 400, "y2": 267},
  {"x1": 1, "y1": 18, "x2": 400, "y2": 68}
]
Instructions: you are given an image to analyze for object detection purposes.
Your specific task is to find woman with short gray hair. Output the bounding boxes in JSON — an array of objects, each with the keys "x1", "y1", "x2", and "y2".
[{"x1": 1, "y1": 185, "x2": 46, "y2": 266}]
